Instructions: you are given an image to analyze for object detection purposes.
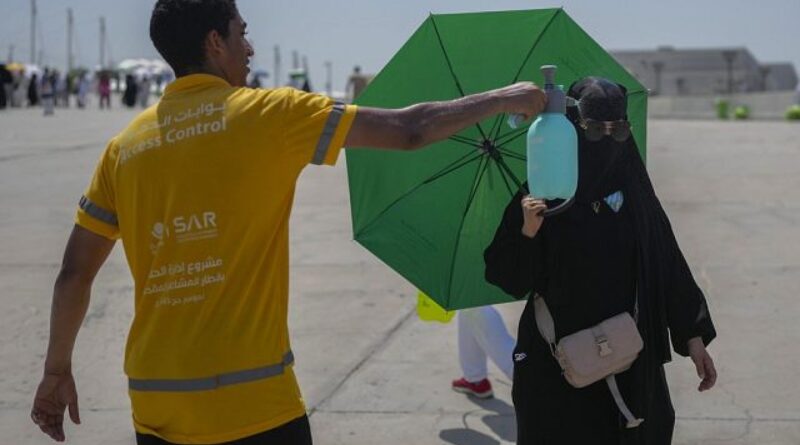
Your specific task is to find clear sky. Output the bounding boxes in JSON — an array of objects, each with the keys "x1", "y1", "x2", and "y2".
[{"x1": 2, "y1": 0, "x2": 798, "y2": 92}]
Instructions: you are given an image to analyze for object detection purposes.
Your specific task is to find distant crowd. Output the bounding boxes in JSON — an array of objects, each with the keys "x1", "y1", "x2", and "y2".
[{"x1": 0, "y1": 63, "x2": 173, "y2": 113}]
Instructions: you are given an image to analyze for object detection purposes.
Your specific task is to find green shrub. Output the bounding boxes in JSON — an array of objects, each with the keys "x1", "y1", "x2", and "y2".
[
  {"x1": 715, "y1": 99, "x2": 729, "y2": 120},
  {"x1": 733, "y1": 105, "x2": 750, "y2": 120},
  {"x1": 786, "y1": 105, "x2": 800, "y2": 121}
]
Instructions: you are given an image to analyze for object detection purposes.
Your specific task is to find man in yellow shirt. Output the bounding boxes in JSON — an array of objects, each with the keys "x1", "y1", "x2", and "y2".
[{"x1": 30, "y1": 1, "x2": 546, "y2": 444}]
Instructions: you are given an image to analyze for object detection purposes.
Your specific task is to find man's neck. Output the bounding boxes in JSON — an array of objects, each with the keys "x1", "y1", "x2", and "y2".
[{"x1": 177, "y1": 64, "x2": 228, "y2": 83}]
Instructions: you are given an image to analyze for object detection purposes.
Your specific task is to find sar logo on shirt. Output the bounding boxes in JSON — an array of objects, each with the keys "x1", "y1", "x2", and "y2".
[
  {"x1": 149, "y1": 212, "x2": 218, "y2": 254},
  {"x1": 173, "y1": 211, "x2": 218, "y2": 243}
]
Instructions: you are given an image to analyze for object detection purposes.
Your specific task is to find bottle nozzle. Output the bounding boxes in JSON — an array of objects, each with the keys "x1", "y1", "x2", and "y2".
[{"x1": 541, "y1": 65, "x2": 557, "y2": 87}]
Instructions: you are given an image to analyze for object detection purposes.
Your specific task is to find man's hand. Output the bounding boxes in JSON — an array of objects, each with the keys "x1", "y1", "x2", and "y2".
[
  {"x1": 521, "y1": 196, "x2": 547, "y2": 238},
  {"x1": 31, "y1": 371, "x2": 81, "y2": 442},
  {"x1": 688, "y1": 337, "x2": 717, "y2": 392},
  {"x1": 494, "y1": 81, "x2": 547, "y2": 122}
]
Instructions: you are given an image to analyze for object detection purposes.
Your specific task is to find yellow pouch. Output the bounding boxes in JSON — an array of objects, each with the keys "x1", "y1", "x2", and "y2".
[{"x1": 416, "y1": 291, "x2": 455, "y2": 323}]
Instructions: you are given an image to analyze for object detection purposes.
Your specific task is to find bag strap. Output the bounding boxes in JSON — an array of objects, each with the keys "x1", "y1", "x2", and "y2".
[
  {"x1": 532, "y1": 294, "x2": 557, "y2": 356},
  {"x1": 533, "y1": 284, "x2": 640, "y2": 344},
  {"x1": 605, "y1": 375, "x2": 644, "y2": 428}
]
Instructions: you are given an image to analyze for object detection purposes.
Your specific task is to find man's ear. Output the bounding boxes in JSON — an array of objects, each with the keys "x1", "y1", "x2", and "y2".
[{"x1": 205, "y1": 29, "x2": 226, "y2": 58}]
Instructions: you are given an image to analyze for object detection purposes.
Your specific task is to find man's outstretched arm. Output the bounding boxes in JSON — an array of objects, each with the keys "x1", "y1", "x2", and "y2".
[
  {"x1": 345, "y1": 82, "x2": 546, "y2": 150},
  {"x1": 31, "y1": 225, "x2": 115, "y2": 442}
]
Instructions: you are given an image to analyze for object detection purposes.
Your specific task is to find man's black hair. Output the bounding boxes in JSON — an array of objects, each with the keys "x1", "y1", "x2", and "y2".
[{"x1": 150, "y1": 0, "x2": 239, "y2": 75}]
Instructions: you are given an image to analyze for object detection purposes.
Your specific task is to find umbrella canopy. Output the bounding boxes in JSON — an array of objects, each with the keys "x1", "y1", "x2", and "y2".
[
  {"x1": 5, "y1": 62, "x2": 26, "y2": 72},
  {"x1": 118, "y1": 58, "x2": 172, "y2": 78},
  {"x1": 346, "y1": 8, "x2": 647, "y2": 310},
  {"x1": 118, "y1": 58, "x2": 149, "y2": 72},
  {"x1": 24, "y1": 64, "x2": 42, "y2": 77}
]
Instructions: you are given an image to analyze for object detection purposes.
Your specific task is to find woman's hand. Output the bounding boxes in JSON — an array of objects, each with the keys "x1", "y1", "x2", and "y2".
[
  {"x1": 688, "y1": 337, "x2": 717, "y2": 392},
  {"x1": 521, "y1": 196, "x2": 547, "y2": 238}
]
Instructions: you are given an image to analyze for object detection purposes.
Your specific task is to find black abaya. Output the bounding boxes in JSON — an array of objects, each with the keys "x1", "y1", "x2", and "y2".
[{"x1": 484, "y1": 133, "x2": 716, "y2": 445}]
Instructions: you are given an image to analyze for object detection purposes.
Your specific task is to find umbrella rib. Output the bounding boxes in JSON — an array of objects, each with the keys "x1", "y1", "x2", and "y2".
[
  {"x1": 463, "y1": 157, "x2": 490, "y2": 218},
  {"x1": 494, "y1": 158, "x2": 516, "y2": 198},
  {"x1": 450, "y1": 134, "x2": 477, "y2": 143},
  {"x1": 489, "y1": 112, "x2": 511, "y2": 144},
  {"x1": 510, "y1": 9, "x2": 562, "y2": 84},
  {"x1": 495, "y1": 155, "x2": 527, "y2": 193},
  {"x1": 354, "y1": 151, "x2": 485, "y2": 238},
  {"x1": 448, "y1": 135, "x2": 482, "y2": 149},
  {"x1": 489, "y1": 9, "x2": 562, "y2": 145},
  {"x1": 424, "y1": 151, "x2": 484, "y2": 185},
  {"x1": 495, "y1": 127, "x2": 528, "y2": 147},
  {"x1": 497, "y1": 148, "x2": 526, "y2": 162},
  {"x1": 445, "y1": 155, "x2": 491, "y2": 299},
  {"x1": 627, "y1": 89, "x2": 649, "y2": 97},
  {"x1": 429, "y1": 14, "x2": 489, "y2": 141},
  {"x1": 487, "y1": 114, "x2": 506, "y2": 146}
]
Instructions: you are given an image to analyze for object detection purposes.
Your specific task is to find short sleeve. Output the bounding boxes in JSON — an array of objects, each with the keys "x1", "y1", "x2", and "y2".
[
  {"x1": 75, "y1": 140, "x2": 120, "y2": 240},
  {"x1": 284, "y1": 89, "x2": 357, "y2": 166}
]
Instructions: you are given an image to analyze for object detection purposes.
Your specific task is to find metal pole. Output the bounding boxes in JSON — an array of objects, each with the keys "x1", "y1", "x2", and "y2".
[
  {"x1": 67, "y1": 8, "x2": 74, "y2": 72},
  {"x1": 722, "y1": 50, "x2": 737, "y2": 95},
  {"x1": 273, "y1": 45, "x2": 281, "y2": 87},
  {"x1": 99, "y1": 16, "x2": 106, "y2": 69},
  {"x1": 30, "y1": 0, "x2": 36, "y2": 64},
  {"x1": 324, "y1": 61, "x2": 332, "y2": 96},
  {"x1": 7, "y1": 44, "x2": 14, "y2": 63},
  {"x1": 760, "y1": 66, "x2": 770, "y2": 92},
  {"x1": 652, "y1": 61, "x2": 664, "y2": 96}
]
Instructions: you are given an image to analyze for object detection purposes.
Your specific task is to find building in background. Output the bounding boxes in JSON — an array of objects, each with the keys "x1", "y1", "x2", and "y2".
[
  {"x1": 611, "y1": 46, "x2": 798, "y2": 96},
  {"x1": 761, "y1": 63, "x2": 799, "y2": 92}
]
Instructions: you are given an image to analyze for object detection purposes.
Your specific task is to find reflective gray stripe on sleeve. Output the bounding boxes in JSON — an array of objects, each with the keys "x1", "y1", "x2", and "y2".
[
  {"x1": 128, "y1": 350, "x2": 294, "y2": 392},
  {"x1": 78, "y1": 195, "x2": 118, "y2": 226},
  {"x1": 311, "y1": 103, "x2": 346, "y2": 165}
]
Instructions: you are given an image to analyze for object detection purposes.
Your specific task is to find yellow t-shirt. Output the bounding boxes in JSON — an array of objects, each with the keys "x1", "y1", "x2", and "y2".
[{"x1": 75, "y1": 74, "x2": 357, "y2": 444}]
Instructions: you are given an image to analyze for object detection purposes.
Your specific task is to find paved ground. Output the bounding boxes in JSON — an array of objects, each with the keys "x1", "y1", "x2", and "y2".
[{"x1": 1, "y1": 106, "x2": 798, "y2": 444}]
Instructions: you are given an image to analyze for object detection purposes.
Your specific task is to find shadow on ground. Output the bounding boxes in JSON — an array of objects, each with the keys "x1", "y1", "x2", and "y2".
[{"x1": 439, "y1": 396, "x2": 516, "y2": 445}]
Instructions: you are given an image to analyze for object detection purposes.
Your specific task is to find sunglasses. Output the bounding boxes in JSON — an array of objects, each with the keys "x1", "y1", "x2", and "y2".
[{"x1": 578, "y1": 119, "x2": 632, "y2": 142}]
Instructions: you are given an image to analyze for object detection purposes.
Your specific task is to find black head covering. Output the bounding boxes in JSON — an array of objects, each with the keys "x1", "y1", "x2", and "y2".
[
  {"x1": 566, "y1": 76, "x2": 628, "y2": 122},
  {"x1": 564, "y1": 77, "x2": 631, "y2": 203}
]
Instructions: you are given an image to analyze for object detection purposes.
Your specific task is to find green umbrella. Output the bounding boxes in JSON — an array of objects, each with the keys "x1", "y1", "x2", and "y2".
[{"x1": 346, "y1": 8, "x2": 648, "y2": 310}]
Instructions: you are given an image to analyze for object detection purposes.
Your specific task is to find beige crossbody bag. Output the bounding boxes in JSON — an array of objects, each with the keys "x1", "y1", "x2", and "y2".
[{"x1": 533, "y1": 293, "x2": 644, "y2": 428}]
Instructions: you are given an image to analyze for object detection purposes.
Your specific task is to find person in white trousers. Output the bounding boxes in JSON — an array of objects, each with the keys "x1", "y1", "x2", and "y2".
[{"x1": 452, "y1": 305, "x2": 515, "y2": 398}]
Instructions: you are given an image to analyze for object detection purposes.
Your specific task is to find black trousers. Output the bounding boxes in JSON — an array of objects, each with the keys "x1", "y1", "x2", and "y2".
[{"x1": 136, "y1": 415, "x2": 312, "y2": 445}]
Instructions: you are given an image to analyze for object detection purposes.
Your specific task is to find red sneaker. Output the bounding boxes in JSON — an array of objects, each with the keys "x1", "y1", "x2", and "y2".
[{"x1": 451, "y1": 377, "x2": 493, "y2": 398}]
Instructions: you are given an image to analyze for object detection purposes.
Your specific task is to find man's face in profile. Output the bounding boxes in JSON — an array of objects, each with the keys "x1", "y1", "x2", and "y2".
[{"x1": 218, "y1": 13, "x2": 254, "y2": 87}]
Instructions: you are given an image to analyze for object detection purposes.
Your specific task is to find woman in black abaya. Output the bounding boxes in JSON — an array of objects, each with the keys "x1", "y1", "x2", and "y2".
[{"x1": 484, "y1": 78, "x2": 717, "y2": 445}]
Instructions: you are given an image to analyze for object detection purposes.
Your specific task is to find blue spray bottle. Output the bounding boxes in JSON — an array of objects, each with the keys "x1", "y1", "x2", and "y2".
[{"x1": 509, "y1": 65, "x2": 577, "y2": 216}]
